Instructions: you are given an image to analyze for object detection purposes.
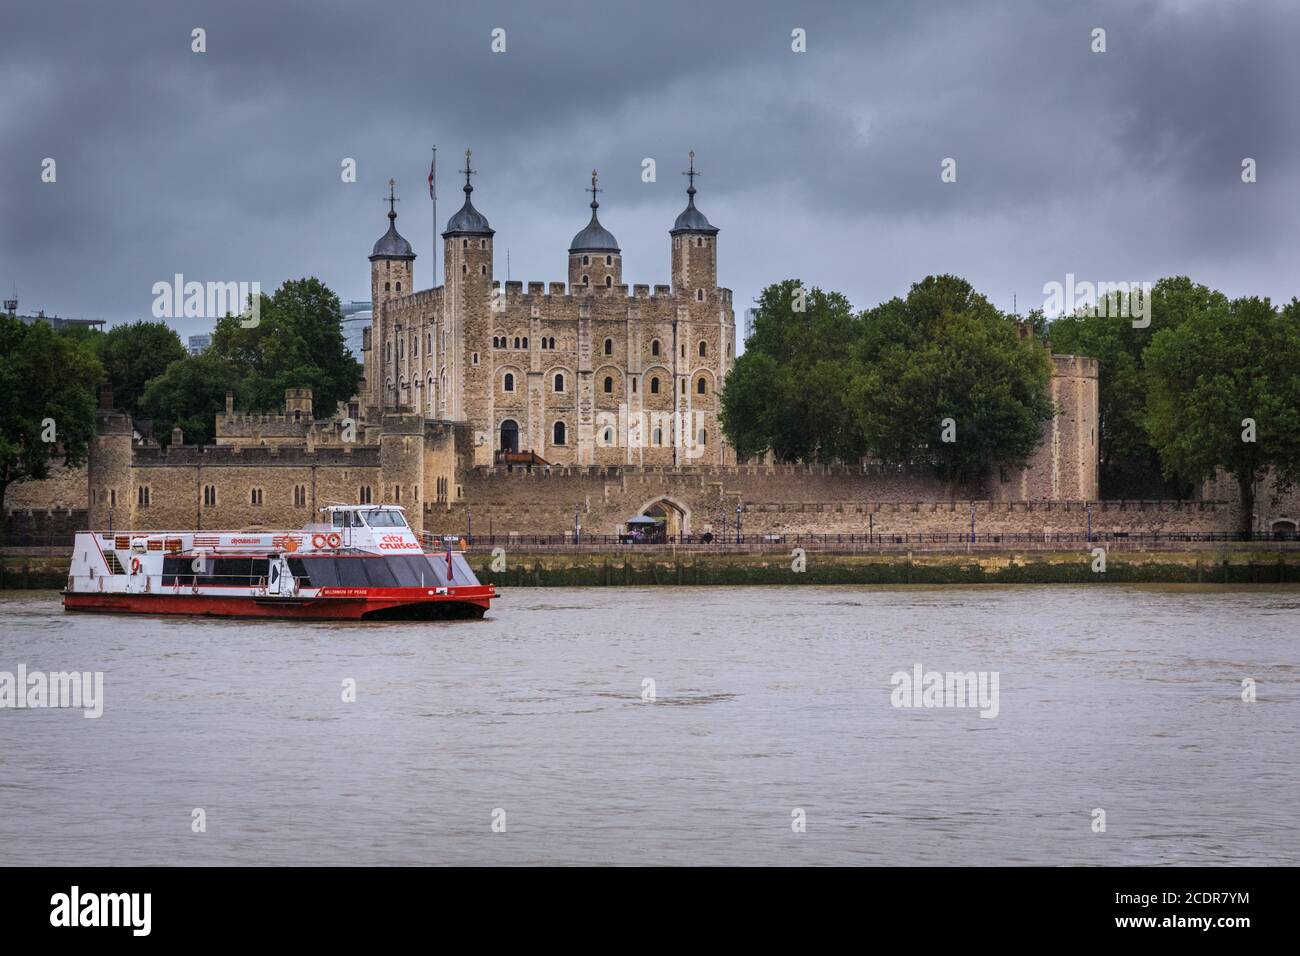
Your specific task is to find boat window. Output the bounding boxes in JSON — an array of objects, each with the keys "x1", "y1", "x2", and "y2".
[
  {"x1": 332, "y1": 511, "x2": 353, "y2": 528},
  {"x1": 300, "y1": 557, "x2": 340, "y2": 588},
  {"x1": 360, "y1": 509, "x2": 407, "y2": 528},
  {"x1": 336, "y1": 559, "x2": 368, "y2": 588},
  {"x1": 388, "y1": 556, "x2": 427, "y2": 587},
  {"x1": 361, "y1": 558, "x2": 399, "y2": 587}
]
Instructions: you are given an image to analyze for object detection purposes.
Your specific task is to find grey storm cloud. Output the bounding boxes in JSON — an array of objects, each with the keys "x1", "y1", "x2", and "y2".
[{"x1": 1, "y1": 0, "x2": 1296, "y2": 336}]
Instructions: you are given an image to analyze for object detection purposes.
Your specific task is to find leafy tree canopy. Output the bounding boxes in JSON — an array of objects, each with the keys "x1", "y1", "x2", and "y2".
[
  {"x1": 0, "y1": 315, "x2": 103, "y2": 511},
  {"x1": 96, "y1": 320, "x2": 188, "y2": 416}
]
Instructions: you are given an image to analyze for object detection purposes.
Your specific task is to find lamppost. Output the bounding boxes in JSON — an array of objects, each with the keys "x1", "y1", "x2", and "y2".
[
  {"x1": 574, "y1": 504, "x2": 581, "y2": 546},
  {"x1": 735, "y1": 504, "x2": 743, "y2": 544}
]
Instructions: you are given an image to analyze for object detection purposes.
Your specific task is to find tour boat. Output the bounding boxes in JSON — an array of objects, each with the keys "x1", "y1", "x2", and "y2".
[{"x1": 62, "y1": 505, "x2": 495, "y2": 620}]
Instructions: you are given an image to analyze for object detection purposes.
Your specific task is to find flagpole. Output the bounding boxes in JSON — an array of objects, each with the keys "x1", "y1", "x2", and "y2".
[{"x1": 431, "y1": 145, "x2": 438, "y2": 288}]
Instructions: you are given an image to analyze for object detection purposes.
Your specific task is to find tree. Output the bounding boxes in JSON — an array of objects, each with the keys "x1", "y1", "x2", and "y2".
[
  {"x1": 853, "y1": 275, "x2": 1053, "y2": 487},
  {"x1": 719, "y1": 280, "x2": 865, "y2": 462},
  {"x1": 97, "y1": 320, "x2": 188, "y2": 416},
  {"x1": 139, "y1": 351, "x2": 242, "y2": 447},
  {"x1": 210, "y1": 277, "x2": 359, "y2": 414},
  {"x1": 1144, "y1": 295, "x2": 1300, "y2": 536},
  {"x1": 1049, "y1": 276, "x2": 1226, "y2": 497},
  {"x1": 0, "y1": 315, "x2": 103, "y2": 514}
]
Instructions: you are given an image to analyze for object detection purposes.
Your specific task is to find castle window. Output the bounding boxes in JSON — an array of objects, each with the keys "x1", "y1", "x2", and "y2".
[
  {"x1": 250, "y1": 488, "x2": 263, "y2": 506},
  {"x1": 385, "y1": 282, "x2": 390, "y2": 291},
  {"x1": 582, "y1": 275, "x2": 589, "y2": 287},
  {"x1": 481, "y1": 239, "x2": 486, "y2": 249},
  {"x1": 481, "y1": 265, "x2": 487, "y2": 275},
  {"x1": 294, "y1": 485, "x2": 307, "y2": 508},
  {"x1": 503, "y1": 372, "x2": 515, "y2": 392},
  {"x1": 396, "y1": 282, "x2": 401, "y2": 291},
  {"x1": 697, "y1": 377, "x2": 707, "y2": 394},
  {"x1": 109, "y1": 489, "x2": 116, "y2": 507},
  {"x1": 650, "y1": 377, "x2": 660, "y2": 394},
  {"x1": 463, "y1": 239, "x2": 468, "y2": 248},
  {"x1": 603, "y1": 376, "x2": 613, "y2": 393},
  {"x1": 651, "y1": 339, "x2": 660, "y2": 356},
  {"x1": 137, "y1": 486, "x2": 150, "y2": 507},
  {"x1": 203, "y1": 485, "x2": 216, "y2": 508},
  {"x1": 681, "y1": 379, "x2": 686, "y2": 395},
  {"x1": 605, "y1": 276, "x2": 612, "y2": 287},
  {"x1": 412, "y1": 337, "x2": 418, "y2": 357},
  {"x1": 698, "y1": 428, "x2": 707, "y2": 445},
  {"x1": 698, "y1": 340, "x2": 707, "y2": 357},
  {"x1": 552, "y1": 421, "x2": 567, "y2": 445},
  {"x1": 603, "y1": 338, "x2": 613, "y2": 355},
  {"x1": 554, "y1": 373, "x2": 565, "y2": 393},
  {"x1": 601, "y1": 426, "x2": 614, "y2": 445},
  {"x1": 358, "y1": 486, "x2": 372, "y2": 505},
  {"x1": 696, "y1": 289, "x2": 704, "y2": 302},
  {"x1": 681, "y1": 344, "x2": 686, "y2": 358},
  {"x1": 522, "y1": 337, "x2": 528, "y2": 348},
  {"x1": 653, "y1": 426, "x2": 662, "y2": 446},
  {"x1": 697, "y1": 237, "x2": 703, "y2": 247},
  {"x1": 582, "y1": 255, "x2": 589, "y2": 266},
  {"x1": 631, "y1": 378, "x2": 637, "y2": 393},
  {"x1": 472, "y1": 352, "x2": 479, "y2": 365},
  {"x1": 462, "y1": 264, "x2": 467, "y2": 275},
  {"x1": 394, "y1": 485, "x2": 401, "y2": 503},
  {"x1": 513, "y1": 337, "x2": 520, "y2": 349},
  {"x1": 605, "y1": 255, "x2": 612, "y2": 266}
]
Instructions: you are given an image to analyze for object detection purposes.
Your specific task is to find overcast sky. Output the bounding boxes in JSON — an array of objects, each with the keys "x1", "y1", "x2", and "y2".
[{"x1": 2, "y1": 0, "x2": 1296, "y2": 339}]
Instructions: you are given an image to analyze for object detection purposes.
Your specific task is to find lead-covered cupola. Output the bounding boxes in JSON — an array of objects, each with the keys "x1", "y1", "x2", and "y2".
[{"x1": 568, "y1": 170, "x2": 622, "y2": 292}]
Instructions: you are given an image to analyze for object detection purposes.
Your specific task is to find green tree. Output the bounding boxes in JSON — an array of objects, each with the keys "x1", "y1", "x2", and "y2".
[
  {"x1": 853, "y1": 275, "x2": 1053, "y2": 487},
  {"x1": 139, "y1": 351, "x2": 241, "y2": 447},
  {"x1": 719, "y1": 280, "x2": 865, "y2": 462},
  {"x1": 97, "y1": 320, "x2": 188, "y2": 416},
  {"x1": 0, "y1": 315, "x2": 103, "y2": 514},
  {"x1": 1144, "y1": 295, "x2": 1300, "y2": 536},
  {"x1": 210, "y1": 277, "x2": 359, "y2": 414},
  {"x1": 1049, "y1": 276, "x2": 1226, "y2": 497}
]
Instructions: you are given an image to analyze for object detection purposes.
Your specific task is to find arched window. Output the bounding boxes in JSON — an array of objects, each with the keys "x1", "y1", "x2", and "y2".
[
  {"x1": 651, "y1": 339, "x2": 660, "y2": 356},
  {"x1": 653, "y1": 426, "x2": 662, "y2": 446},
  {"x1": 582, "y1": 255, "x2": 589, "y2": 266},
  {"x1": 503, "y1": 372, "x2": 515, "y2": 392},
  {"x1": 553, "y1": 421, "x2": 567, "y2": 445},
  {"x1": 513, "y1": 337, "x2": 520, "y2": 349},
  {"x1": 463, "y1": 239, "x2": 468, "y2": 248},
  {"x1": 605, "y1": 255, "x2": 612, "y2": 266},
  {"x1": 697, "y1": 377, "x2": 707, "y2": 394},
  {"x1": 696, "y1": 289, "x2": 704, "y2": 302},
  {"x1": 650, "y1": 377, "x2": 660, "y2": 394},
  {"x1": 681, "y1": 379, "x2": 686, "y2": 395},
  {"x1": 601, "y1": 426, "x2": 614, "y2": 445},
  {"x1": 395, "y1": 282, "x2": 401, "y2": 291},
  {"x1": 384, "y1": 282, "x2": 390, "y2": 291},
  {"x1": 603, "y1": 376, "x2": 613, "y2": 393},
  {"x1": 582, "y1": 275, "x2": 589, "y2": 287},
  {"x1": 696, "y1": 237, "x2": 703, "y2": 247},
  {"x1": 631, "y1": 377, "x2": 637, "y2": 393},
  {"x1": 698, "y1": 340, "x2": 707, "y2": 357},
  {"x1": 554, "y1": 373, "x2": 565, "y2": 392},
  {"x1": 604, "y1": 338, "x2": 613, "y2": 355},
  {"x1": 605, "y1": 276, "x2": 612, "y2": 287}
]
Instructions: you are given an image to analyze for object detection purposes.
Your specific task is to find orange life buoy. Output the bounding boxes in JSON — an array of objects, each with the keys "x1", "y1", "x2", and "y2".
[
  {"x1": 312, "y1": 534, "x2": 327, "y2": 550},
  {"x1": 283, "y1": 537, "x2": 298, "y2": 553},
  {"x1": 130, "y1": 557, "x2": 142, "y2": 575},
  {"x1": 326, "y1": 532, "x2": 342, "y2": 549}
]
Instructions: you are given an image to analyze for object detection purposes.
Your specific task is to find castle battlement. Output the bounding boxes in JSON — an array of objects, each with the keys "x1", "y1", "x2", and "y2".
[
  {"x1": 132, "y1": 444, "x2": 382, "y2": 466},
  {"x1": 489, "y1": 279, "x2": 733, "y2": 305}
]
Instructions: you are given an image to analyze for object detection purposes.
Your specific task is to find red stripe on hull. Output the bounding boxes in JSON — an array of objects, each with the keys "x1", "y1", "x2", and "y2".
[{"x1": 62, "y1": 587, "x2": 495, "y2": 621}]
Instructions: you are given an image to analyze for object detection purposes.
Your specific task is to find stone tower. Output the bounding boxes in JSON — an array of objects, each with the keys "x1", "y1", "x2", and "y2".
[
  {"x1": 568, "y1": 170, "x2": 622, "y2": 291},
  {"x1": 669, "y1": 151, "x2": 719, "y2": 298},
  {"x1": 368, "y1": 179, "x2": 416, "y2": 411},
  {"x1": 87, "y1": 386, "x2": 134, "y2": 530},
  {"x1": 379, "y1": 410, "x2": 426, "y2": 531},
  {"x1": 441, "y1": 149, "x2": 494, "y2": 430}
]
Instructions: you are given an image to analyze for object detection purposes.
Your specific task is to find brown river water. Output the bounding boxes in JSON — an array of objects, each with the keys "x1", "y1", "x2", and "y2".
[{"x1": 0, "y1": 585, "x2": 1296, "y2": 865}]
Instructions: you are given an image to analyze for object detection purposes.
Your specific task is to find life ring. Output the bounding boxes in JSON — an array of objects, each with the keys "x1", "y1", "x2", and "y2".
[
  {"x1": 130, "y1": 557, "x2": 142, "y2": 575},
  {"x1": 283, "y1": 537, "x2": 298, "y2": 553},
  {"x1": 312, "y1": 534, "x2": 327, "y2": 550},
  {"x1": 326, "y1": 532, "x2": 342, "y2": 549}
]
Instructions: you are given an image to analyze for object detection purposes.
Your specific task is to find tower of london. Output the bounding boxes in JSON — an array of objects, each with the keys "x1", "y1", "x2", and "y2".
[{"x1": 363, "y1": 150, "x2": 736, "y2": 468}]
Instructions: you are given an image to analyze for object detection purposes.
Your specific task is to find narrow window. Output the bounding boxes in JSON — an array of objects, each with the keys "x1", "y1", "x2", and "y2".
[
  {"x1": 553, "y1": 421, "x2": 567, "y2": 445},
  {"x1": 605, "y1": 276, "x2": 612, "y2": 287},
  {"x1": 698, "y1": 340, "x2": 706, "y2": 357},
  {"x1": 650, "y1": 377, "x2": 659, "y2": 394},
  {"x1": 504, "y1": 372, "x2": 515, "y2": 392},
  {"x1": 603, "y1": 376, "x2": 613, "y2": 393},
  {"x1": 606, "y1": 255, "x2": 612, "y2": 266},
  {"x1": 651, "y1": 340, "x2": 660, "y2": 356},
  {"x1": 697, "y1": 377, "x2": 707, "y2": 394},
  {"x1": 696, "y1": 289, "x2": 704, "y2": 302},
  {"x1": 554, "y1": 373, "x2": 565, "y2": 392},
  {"x1": 604, "y1": 338, "x2": 613, "y2": 355}
]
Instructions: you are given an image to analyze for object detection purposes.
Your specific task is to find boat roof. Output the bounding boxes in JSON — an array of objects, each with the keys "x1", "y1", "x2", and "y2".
[{"x1": 320, "y1": 504, "x2": 407, "y2": 513}]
